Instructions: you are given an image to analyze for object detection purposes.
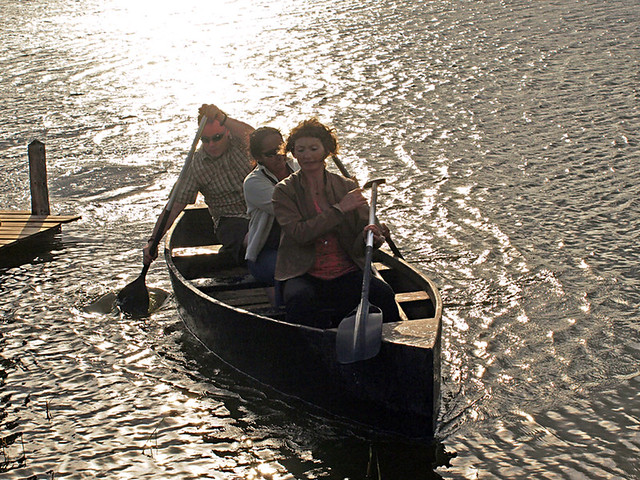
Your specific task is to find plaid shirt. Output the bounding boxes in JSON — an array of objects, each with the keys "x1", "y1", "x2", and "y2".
[{"x1": 174, "y1": 135, "x2": 253, "y2": 227}]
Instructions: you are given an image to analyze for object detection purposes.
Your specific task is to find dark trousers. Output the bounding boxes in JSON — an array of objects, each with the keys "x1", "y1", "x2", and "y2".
[
  {"x1": 282, "y1": 270, "x2": 400, "y2": 328},
  {"x1": 216, "y1": 216, "x2": 249, "y2": 266},
  {"x1": 248, "y1": 247, "x2": 283, "y2": 306},
  {"x1": 247, "y1": 247, "x2": 278, "y2": 285}
]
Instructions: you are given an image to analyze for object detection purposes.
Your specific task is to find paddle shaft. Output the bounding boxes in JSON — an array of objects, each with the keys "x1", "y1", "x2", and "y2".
[
  {"x1": 117, "y1": 115, "x2": 209, "y2": 316},
  {"x1": 146, "y1": 115, "x2": 209, "y2": 262},
  {"x1": 145, "y1": 209, "x2": 171, "y2": 265},
  {"x1": 331, "y1": 156, "x2": 404, "y2": 259},
  {"x1": 353, "y1": 183, "x2": 379, "y2": 353}
]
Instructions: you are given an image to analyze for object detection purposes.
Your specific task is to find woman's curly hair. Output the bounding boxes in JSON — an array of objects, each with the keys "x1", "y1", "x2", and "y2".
[{"x1": 285, "y1": 118, "x2": 339, "y2": 156}]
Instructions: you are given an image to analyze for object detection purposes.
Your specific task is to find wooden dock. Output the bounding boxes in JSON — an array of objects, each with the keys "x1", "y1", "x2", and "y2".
[
  {"x1": 0, "y1": 140, "x2": 80, "y2": 265},
  {"x1": 0, "y1": 211, "x2": 80, "y2": 252}
]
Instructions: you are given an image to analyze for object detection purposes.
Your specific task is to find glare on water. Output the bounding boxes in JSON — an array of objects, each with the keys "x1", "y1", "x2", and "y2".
[{"x1": 1, "y1": 0, "x2": 639, "y2": 478}]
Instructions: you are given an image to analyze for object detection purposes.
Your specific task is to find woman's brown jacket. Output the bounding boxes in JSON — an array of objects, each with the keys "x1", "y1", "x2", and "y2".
[{"x1": 272, "y1": 169, "x2": 369, "y2": 282}]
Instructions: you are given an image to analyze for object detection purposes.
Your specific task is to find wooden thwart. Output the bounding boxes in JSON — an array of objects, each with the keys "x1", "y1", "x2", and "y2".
[
  {"x1": 395, "y1": 290, "x2": 431, "y2": 303},
  {"x1": 172, "y1": 244, "x2": 222, "y2": 257}
]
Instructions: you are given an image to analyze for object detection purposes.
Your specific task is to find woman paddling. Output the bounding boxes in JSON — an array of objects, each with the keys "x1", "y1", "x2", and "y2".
[{"x1": 272, "y1": 118, "x2": 400, "y2": 328}]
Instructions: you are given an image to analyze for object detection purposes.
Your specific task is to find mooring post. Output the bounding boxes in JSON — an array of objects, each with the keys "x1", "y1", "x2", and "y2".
[{"x1": 28, "y1": 140, "x2": 50, "y2": 216}]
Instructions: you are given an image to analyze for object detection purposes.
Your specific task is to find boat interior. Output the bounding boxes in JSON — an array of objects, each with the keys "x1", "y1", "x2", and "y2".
[{"x1": 170, "y1": 243, "x2": 437, "y2": 325}]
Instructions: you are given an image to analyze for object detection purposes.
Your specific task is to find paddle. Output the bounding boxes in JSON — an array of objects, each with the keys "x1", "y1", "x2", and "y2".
[
  {"x1": 331, "y1": 156, "x2": 404, "y2": 259},
  {"x1": 116, "y1": 115, "x2": 208, "y2": 317},
  {"x1": 336, "y1": 178, "x2": 385, "y2": 364}
]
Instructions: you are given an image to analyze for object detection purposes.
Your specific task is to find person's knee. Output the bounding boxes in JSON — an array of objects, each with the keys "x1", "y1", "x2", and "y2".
[
  {"x1": 283, "y1": 278, "x2": 329, "y2": 327},
  {"x1": 248, "y1": 250, "x2": 277, "y2": 285},
  {"x1": 283, "y1": 279, "x2": 315, "y2": 306}
]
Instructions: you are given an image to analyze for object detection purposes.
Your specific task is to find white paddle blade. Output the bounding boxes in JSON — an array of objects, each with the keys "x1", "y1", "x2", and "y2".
[{"x1": 336, "y1": 305, "x2": 383, "y2": 364}]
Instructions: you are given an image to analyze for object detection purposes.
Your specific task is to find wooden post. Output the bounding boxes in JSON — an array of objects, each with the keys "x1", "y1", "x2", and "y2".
[{"x1": 28, "y1": 140, "x2": 50, "y2": 215}]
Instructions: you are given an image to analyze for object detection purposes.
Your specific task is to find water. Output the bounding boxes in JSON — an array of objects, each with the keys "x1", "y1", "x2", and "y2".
[{"x1": 1, "y1": 0, "x2": 639, "y2": 478}]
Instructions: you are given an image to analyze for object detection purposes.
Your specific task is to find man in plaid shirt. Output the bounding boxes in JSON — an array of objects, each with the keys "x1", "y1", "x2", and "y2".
[{"x1": 143, "y1": 104, "x2": 255, "y2": 266}]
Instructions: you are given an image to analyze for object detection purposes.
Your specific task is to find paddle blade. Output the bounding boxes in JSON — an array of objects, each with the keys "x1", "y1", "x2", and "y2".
[
  {"x1": 336, "y1": 304, "x2": 383, "y2": 364},
  {"x1": 116, "y1": 273, "x2": 150, "y2": 318}
]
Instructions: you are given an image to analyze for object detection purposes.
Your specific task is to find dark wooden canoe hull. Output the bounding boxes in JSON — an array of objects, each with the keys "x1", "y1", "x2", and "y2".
[{"x1": 165, "y1": 207, "x2": 443, "y2": 440}]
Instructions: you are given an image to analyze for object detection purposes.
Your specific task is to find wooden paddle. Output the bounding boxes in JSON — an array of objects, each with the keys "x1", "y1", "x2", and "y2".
[
  {"x1": 331, "y1": 156, "x2": 404, "y2": 259},
  {"x1": 116, "y1": 115, "x2": 208, "y2": 317},
  {"x1": 336, "y1": 178, "x2": 385, "y2": 364}
]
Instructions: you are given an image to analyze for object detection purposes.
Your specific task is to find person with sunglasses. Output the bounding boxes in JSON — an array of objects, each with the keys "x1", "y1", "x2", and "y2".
[
  {"x1": 143, "y1": 103, "x2": 255, "y2": 267},
  {"x1": 243, "y1": 127, "x2": 299, "y2": 305}
]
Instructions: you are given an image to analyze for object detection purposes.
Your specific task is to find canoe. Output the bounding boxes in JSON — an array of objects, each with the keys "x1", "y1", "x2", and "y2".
[{"x1": 165, "y1": 206, "x2": 443, "y2": 440}]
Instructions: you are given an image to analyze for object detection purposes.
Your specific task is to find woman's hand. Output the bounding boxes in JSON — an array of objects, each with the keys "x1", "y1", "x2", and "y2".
[
  {"x1": 338, "y1": 188, "x2": 367, "y2": 212},
  {"x1": 364, "y1": 224, "x2": 388, "y2": 248}
]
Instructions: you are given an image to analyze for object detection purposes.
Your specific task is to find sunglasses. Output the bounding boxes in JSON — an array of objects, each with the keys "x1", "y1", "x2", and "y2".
[
  {"x1": 261, "y1": 148, "x2": 281, "y2": 158},
  {"x1": 201, "y1": 133, "x2": 225, "y2": 143}
]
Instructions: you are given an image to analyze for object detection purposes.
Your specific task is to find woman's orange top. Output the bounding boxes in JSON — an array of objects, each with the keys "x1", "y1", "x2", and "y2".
[{"x1": 307, "y1": 199, "x2": 358, "y2": 280}]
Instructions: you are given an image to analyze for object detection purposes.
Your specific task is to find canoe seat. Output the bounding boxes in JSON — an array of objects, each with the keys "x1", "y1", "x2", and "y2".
[
  {"x1": 395, "y1": 291, "x2": 430, "y2": 303},
  {"x1": 171, "y1": 245, "x2": 222, "y2": 256},
  {"x1": 192, "y1": 273, "x2": 269, "y2": 292},
  {"x1": 171, "y1": 245, "x2": 245, "y2": 279},
  {"x1": 395, "y1": 290, "x2": 435, "y2": 320}
]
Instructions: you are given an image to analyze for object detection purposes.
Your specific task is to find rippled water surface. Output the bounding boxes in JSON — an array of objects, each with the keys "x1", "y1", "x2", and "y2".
[{"x1": 1, "y1": 0, "x2": 639, "y2": 478}]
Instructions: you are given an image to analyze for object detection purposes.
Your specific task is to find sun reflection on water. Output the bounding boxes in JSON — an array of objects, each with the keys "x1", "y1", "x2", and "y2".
[{"x1": 68, "y1": 0, "x2": 298, "y2": 131}]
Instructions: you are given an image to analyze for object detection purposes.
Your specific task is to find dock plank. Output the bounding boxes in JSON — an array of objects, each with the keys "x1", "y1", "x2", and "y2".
[
  {"x1": 0, "y1": 210, "x2": 80, "y2": 253},
  {"x1": 0, "y1": 212, "x2": 80, "y2": 224},
  {"x1": 1, "y1": 222, "x2": 69, "y2": 232},
  {"x1": 0, "y1": 225, "x2": 62, "y2": 239}
]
